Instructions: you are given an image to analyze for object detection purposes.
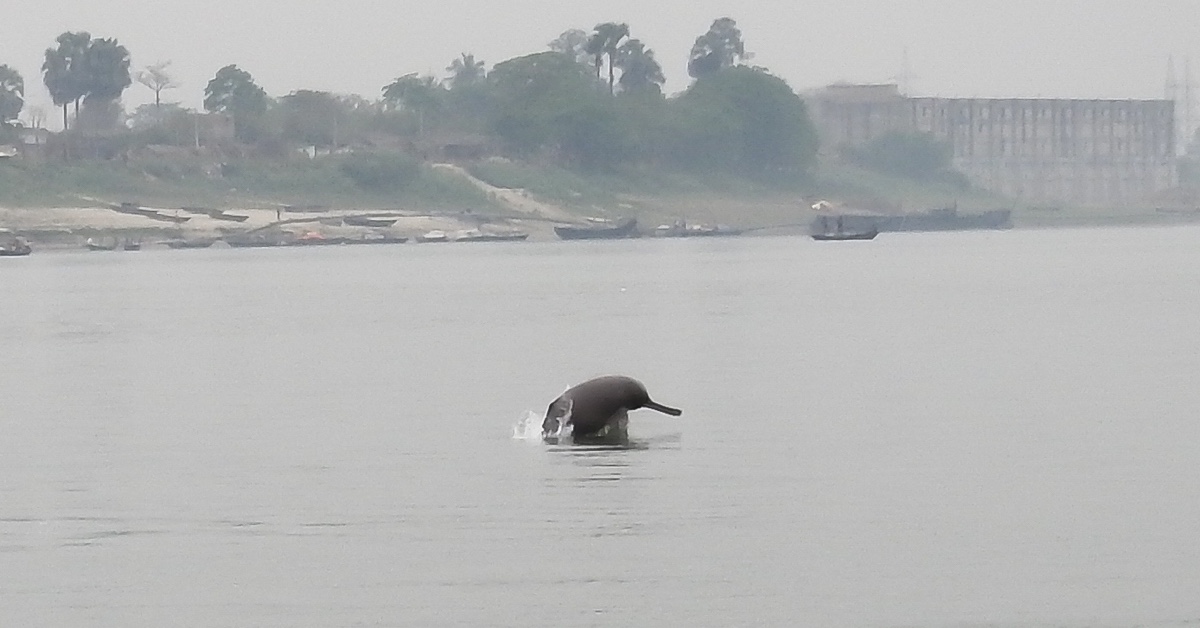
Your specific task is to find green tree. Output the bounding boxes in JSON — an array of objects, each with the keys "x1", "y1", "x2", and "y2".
[
  {"x1": 81, "y1": 38, "x2": 131, "y2": 102},
  {"x1": 487, "y1": 51, "x2": 598, "y2": 156},
  {"x1": 687, "y1": 18, "x2": 749, "y2": 79},
  {"x1": 488, "y1": 51, "x2": 635, "y2": 169},
  {"x1": 78, "y1": 37, "x2": 131, "y2": 131},
  {"x1": 615, "y1": 39, "x2": 665, "y2": 96},
  {"x1": 585, "y1": 22, "x2": 629, "y2": 95},
  {"x1": 848, "y1": 132, "x2": 957, "y2": 181},
  {"x1": 204, "y1": 65, "x2": 269, "y2": 139},
  {"x1": 382, "y1": 73, "x2": 442, "y2": 110},
  {"x1": 556, "y1": 98, "x2": 636, "y2": 169},
  {"x1": 548, "y1": 29, "x2": 591, "y2": 66},
  {"x1": 0, "y1": 65, "x2": 24, "y2": 127},
  {"x1": 382, "y1": 73, "x2": 443, "y2": 135},
  {"x1": 277, "y1": 89, "x2": 342, "y2": 146},
  {"x1": 669, "y1": 66, "x2": 817, "y2": 175},
  {"x1": 41, "y1": 31, "x2": 91, "y2": 129},
  {"x1": 446, "y1": 53, "x2": 486, "y2": 89},
  {"x1": 442, "y1": 56, "x2": 493, "y2": 131}
]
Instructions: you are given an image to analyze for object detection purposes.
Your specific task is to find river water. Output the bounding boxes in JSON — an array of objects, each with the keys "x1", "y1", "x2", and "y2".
[{"x1": 2, "y1": 227, "x2": 1199, "y2": 627}]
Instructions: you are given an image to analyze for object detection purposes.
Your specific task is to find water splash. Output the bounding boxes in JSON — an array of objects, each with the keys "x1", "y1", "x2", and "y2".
[{"x1": 512, "y1": 410, "x2": 549, "y2": 442}]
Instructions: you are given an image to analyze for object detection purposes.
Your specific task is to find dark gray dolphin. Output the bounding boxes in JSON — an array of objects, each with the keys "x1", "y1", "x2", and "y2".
[{"x1": 542, "y1": 375, "x2": 682, "y2": 442}]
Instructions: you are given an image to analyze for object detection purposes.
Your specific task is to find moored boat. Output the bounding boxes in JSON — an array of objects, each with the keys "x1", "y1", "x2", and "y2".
[
  {"x1": 165, "y1": 237, "x2": 216, "y2": 249},
  {"x1": 653, "y1": 220, "x2": 743, "y2": 238},
  {"x1": 343, "y1": 215, "x2": 400, "y2": 228},
  {"x1": 811, "y1": 228, "x2": 879, "y2": 241},
  {"x1": 85, "y1": 237, "x2": 118, "y2": 251},
  {"x1": 225, "y1": 233, "x2": 287, "y2": 248},
  {"x1": 0, "y1": 232, "x2": 32, "y2": 256},
  {"x1": 290, "y1": 231, "x2": 346, "y2": 246},
  {"x1": 416, "y1": 230, "x2": 450, "y2": 243},
  {"x1": 554, "y1": 218, "x2": 638, "y2": 240},
  {"x1": 342, "y1": 234, "x2": 409, "y2": 245},
  {"x1": 454, "y1": 229, "x2": 529, "y2": 242},
  {"x1": 811, "y1": 214, "x2": 879, "y2": 241}
]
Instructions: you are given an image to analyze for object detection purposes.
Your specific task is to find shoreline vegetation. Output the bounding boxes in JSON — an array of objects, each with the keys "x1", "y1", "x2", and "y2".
[
  {"x1": 3, "y1": 156, "x2": 1199, "y2": 249},
  {"x1": 5, "y1": 19, "x2": 1200, "y2": 247}
]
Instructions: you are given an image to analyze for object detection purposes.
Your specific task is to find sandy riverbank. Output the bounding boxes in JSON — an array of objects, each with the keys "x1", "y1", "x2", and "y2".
[
  {"x1": 0, "y1": 204, "x2": 563, "y2": 248},
  {"x1": 0, "y1": 164, "x2": 602, "y2": 247}
]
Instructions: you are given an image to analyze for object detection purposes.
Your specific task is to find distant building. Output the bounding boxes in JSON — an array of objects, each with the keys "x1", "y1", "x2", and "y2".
[{"x1": 808, "y1": 83, "x2": 1177, "y2": 206}]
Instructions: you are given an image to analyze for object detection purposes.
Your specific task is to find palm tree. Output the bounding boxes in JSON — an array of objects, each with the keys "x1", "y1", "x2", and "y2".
[
  {"x1": 586, "y1": 22, "x2": 630, "y2": 95},
  {"x1": 446, "y1": 53, "x2": 486, "y2": 89},
  {"x1": 79, "y1": 37, "x2": 131, "y2": 105},
  {"x1": 41, "y1": 31, "x2": 91, "y2": 129},
  {"x1": 615, "y1": 40, "x2": 665, "y2": 95}
]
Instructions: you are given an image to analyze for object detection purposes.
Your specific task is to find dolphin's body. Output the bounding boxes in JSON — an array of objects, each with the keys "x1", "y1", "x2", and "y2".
[{"x1": 542, "y1": 375, "x2": 682, "y2": 442}]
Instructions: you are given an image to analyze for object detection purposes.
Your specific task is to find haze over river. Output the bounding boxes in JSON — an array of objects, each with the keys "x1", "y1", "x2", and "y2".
[{"x1": 2, "y1": 227, "x2": 1198, "y2": 627}]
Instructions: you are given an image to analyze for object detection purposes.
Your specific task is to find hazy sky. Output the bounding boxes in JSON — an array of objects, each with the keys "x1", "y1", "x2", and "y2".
[{"x1": 6, "y1": 0, "x2": 1200, "y2": 127}]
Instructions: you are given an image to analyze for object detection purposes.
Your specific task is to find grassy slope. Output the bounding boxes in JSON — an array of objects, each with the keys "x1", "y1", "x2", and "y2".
[
  {"x1": 0, "y1": 157, "x2": 492, "y2": 212},
  {"x1": 4, "y1": 153, "x2": 1195, "y2": 229},
  {"x1": 465, "y1": 158, "x2": 1010, "y2": 228}
]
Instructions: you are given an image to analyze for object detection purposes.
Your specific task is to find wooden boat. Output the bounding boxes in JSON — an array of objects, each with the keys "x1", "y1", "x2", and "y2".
[
  {"x1": 454, "y1": 229, "x2": 529, "y2": 243},
  {"x1": 114, "y1": 202, "x2": 192, "y2": 223},
  {"x1": 554, "y1": 218, "x2": 638, "y2": 240},
  {"x1": 342, "y1": 235, "x2": 409, "y2": 245},
  {"x1": 416, "y1": 230, "x2": 450, "y2": 243},
  {"x1": 653, "y1": 221, "x2": 743, "y2": 238},
  {"x1": 0, "y1": 235, "x2": 31, "y2": 256},
  {"x1": 811, "y1": 228, "x2": 879, "y2": 241},
  {"x1": 290, "y1": 232, "x2": 346, "y2": 246},
  {"x1": 165, "y1": 238, "x2": 216, "y2": 249},
  {"x1": 225, "y1": 234, "x2": 286, "y2": 248},
  {"x1": 85, "y1": 237, "x2": 118, "y2": 251},
  {"x1": 343, "y1": 215, "x2": 399, "y2": 228}
]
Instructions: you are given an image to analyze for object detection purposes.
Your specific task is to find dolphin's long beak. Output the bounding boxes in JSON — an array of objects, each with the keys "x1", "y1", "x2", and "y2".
[{"x1": 644, "y1": 400, "x2": 682, "y2": 416}]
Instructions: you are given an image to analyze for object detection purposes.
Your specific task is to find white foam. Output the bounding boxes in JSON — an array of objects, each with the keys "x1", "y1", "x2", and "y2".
[{"x1": 511, "y1": 410, "x2": 545, "y2": 442}]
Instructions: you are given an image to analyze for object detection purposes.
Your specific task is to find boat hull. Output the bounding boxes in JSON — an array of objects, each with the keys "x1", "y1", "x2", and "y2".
[
  {"x1": 811, "y1": 229, "x2": 879, "y2": 241},
  {"x1": 654, "y1": 227, "x2": 743, "y2": 238},
  {"x1": 165, "y1": 239, "x2": 216, "y2": 249},
  {"x1": 554, "y1": 218, "x2": 638, "y2": 240},
  {"x1": 343, "y1": 216, "x2": 399, "y2": 228},
  {"x1": 456, "y1": 233, "x2": 529, "y2": 243},
  {"x1": 342, "y1": 236, "x2": 409, "y2": 245}
]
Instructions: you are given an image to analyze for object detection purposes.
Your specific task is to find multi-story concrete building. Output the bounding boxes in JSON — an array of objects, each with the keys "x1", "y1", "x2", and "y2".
[{"x1": 808, "y1": 83, "x2": 1177, "y2": 206}]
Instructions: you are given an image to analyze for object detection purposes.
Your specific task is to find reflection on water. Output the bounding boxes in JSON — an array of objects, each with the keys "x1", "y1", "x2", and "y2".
[{"x1": 3, "y1": 230, "x2": 1200, "y2": 627}]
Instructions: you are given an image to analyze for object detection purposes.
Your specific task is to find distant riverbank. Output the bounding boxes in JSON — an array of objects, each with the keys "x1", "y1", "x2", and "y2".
[{"x1": 4, "y1": 157, "x2": 1198, "y2": 247}]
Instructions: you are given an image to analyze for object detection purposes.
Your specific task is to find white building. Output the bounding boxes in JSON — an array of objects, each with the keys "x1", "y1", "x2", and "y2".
[{"x1": 809, "y1": 84, "x2": 1177, "y2": 206}]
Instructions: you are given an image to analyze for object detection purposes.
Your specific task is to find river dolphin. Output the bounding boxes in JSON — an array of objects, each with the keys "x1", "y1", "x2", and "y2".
[{"x1": 542, "y1": 375, "x2": 682, "y2": 442}]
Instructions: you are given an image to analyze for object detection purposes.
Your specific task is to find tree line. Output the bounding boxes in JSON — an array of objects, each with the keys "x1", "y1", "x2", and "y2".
[{"x1": 1, "y1": 18, "x2": 821, "y2": 179}]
